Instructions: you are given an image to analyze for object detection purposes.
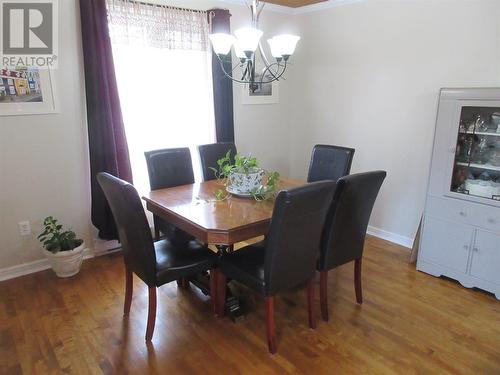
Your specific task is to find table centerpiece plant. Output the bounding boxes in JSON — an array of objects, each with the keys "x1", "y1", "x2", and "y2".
[
  {"x1": 210, "y1": 151, "x2": 280, "y2": 201},
  {"x1": 38, "y1": 216, "x2": 85, "y2": 278}
]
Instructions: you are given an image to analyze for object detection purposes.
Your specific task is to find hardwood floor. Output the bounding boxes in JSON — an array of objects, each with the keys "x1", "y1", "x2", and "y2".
[{"x1": 1, "y1": 236, "x2": 499, "y2": 374}]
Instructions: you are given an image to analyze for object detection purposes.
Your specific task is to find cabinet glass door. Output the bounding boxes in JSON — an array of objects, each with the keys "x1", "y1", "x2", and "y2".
[{"x1": 451, "y1": 106, "x2": 500, "y2": 200}]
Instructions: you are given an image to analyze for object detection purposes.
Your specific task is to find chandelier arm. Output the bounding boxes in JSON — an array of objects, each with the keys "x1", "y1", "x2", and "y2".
[
  {"x1": 236, "y1": 61, "x2": 248, "y2": 81},
  {"x1": 249, "y1": 58, "x2": 255, "y2": 87},
  {"x1": 212, "y1": 37, "x2": 288, "y2": 85},
  {"x1": 216, "y1": 59, "x2": 286, "y2": 85},
  {"x1": 251, "y1": 0, "x2": 257, "y2": 26},
  {"x1": 231, "y1": 62, "x2": 243, "y2": 73},
  {"x1": 258, "y1": 42, "x2": 273, "y2": 70},
  {"x1": 216, "y1": 56, "x2": 253, "y2": 84},
  {"x1": 259, "y1": 61, "x2": 287, "y2": 84},
  {"x1": 256, "y1": 1, "x2": 265, "y2": 20},
  {"x1": 253, "y1": 0, "x2": 271, "y2": 70}
]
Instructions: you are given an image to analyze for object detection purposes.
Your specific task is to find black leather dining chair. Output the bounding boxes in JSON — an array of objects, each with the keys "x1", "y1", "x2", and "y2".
[
  {"x1": 97, "y1": 172, "x2": 217, "y2": 341},
  {"x1": 216, "y1": 181, "x2": 336, "y2": 354},
  {"x1": 307, "y1": 144, "x2": 355, "y2": 182},
  {"x1": 198, "y1": 142, "x2": 237, "y2": 181},
  {"x1": 318, "y1": 171, "x2": 386, "y2": 321},
  {"x1": 144, "y1": 147, "x2": 195, "y2": 244}
]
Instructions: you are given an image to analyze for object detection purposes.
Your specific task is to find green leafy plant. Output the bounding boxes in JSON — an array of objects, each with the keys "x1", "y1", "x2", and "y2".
[
  {"x1": 214, "y1": 188, "x2": 230, "y2": 201},
  {"x1": 211, "y1": 151, "x2": 280, "y2": 201},
  {"x1": 251, "y1": 171, "x2": 281, "y2": 201},
  {"x1": 233, "y1": 154, "x2": 259, "y2": 173},
  {"x1": 209, "y1": 151, "x2": 261, "y2": 180},
  {"x1": 37, "y1": 216, "x2": 83, "y2": 253},
  {"x1": 209, "y1": 150, "x2": 234, "y2": 180}
]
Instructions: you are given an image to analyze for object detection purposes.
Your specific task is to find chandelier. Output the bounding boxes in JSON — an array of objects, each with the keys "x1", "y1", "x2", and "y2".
[{"x1": 208, "y1": 0, "x2": 300, "y2": 92}]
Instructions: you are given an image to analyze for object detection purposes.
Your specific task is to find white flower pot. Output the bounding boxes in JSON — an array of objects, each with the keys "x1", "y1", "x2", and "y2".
[
  {"x1": 43, "y1": 242, "x2": 85, "y2": 278},
  {"x1": 228, "y1": 168, "x2": 265, "y2": 194}
]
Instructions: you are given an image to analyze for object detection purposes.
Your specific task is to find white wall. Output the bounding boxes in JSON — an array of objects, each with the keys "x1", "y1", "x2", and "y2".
[
  {"x1": 0, "y1": 0, "x2": 91, "y2": 270},
  {"x1": 289, "y1": 0, "x2": 500, "y2": 245}
]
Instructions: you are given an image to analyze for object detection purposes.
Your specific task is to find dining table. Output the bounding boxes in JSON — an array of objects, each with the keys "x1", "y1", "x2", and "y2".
[{"x1": 142, "y1": 177, "x2": 303, "y2": 319}]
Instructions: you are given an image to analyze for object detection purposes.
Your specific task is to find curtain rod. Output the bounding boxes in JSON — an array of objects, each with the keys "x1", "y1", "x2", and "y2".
[{"x1": 113, "y1": 0, "x2": 208, "y2": 14}]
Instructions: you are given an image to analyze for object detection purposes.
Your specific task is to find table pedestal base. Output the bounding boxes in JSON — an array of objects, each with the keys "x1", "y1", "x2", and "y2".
[
  {"x1": 186, "y1": 276, "x2": 244, "y2": 321},
  {"x1": 224, "y1": 294, "x2": 244, "y2": 321},
  {"x1": 215, "y1": 245, "x2": 244, "y2": 321}
]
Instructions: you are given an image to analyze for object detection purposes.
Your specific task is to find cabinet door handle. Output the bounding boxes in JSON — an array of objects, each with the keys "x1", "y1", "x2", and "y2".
[
  {"x1": 487, "y1": 218, "x2": 495, "y2": 224},
  {"x1": 473, "y1": 247, "x2": 480, "y2": 253},
  {"x1": 463, "y1": 245, "x2": 469, "y2": 251},
  {"x1": 459, "y1": 211, "x2": 467, "y2": 217}
]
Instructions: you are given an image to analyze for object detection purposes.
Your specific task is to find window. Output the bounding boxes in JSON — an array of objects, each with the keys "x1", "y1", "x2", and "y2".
[{"x1": 107, "y1": 1, "x2": 215, "y2": 194}]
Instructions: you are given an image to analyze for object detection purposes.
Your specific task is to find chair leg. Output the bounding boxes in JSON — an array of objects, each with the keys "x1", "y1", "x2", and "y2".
[
  {"x1": 145, "y1": 287, "x2": 157, "y2": 341},
  {"x1": 265, "y1": 297, "x2": 277, "y2": 354},
  {"x1": 320, "y1": 271, "x2": 328, "y2": 322},
  {"x1": 354, "y1": 258, "x2": 363, "y2": 304},
  {"x1": 124, "y1": 267, "x2": 133, "y2": 316},
  {"x1": 307, "y1": 276, "x2": 316, "y2": 329},
  {"x1": 210, "y1": 269, "x2": 218, "y2": 315},
  {"x1": 216, "y1": 273, "x2": 227, "y2": 317}
]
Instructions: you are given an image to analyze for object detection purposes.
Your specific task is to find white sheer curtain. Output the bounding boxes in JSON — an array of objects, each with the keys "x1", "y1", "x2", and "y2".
[{"x1": 107, "y1": 0, "x2": 215, "y2": 194}]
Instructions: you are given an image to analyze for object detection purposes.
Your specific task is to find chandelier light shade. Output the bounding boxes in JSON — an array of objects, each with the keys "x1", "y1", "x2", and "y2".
[
  {"x1": 208, "y1": 0, "x2": 300, "y2": 90},
  {"x1": 208, "y1": 33, "x2": 235, "y2": 56},
  {"x1": 234, "y1": 27, "x2": 264, "y2": 55},
  {"x1": 267, "y1": 37, "x2": 285, "y2": 59},
  {"x1": 270, "y1": 34, "x2": 300, "y2": 59}
]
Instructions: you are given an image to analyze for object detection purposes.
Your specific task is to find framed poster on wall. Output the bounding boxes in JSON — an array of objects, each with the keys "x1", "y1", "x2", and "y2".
[
  {"x1": 241, "y1": 72, "x2": 279, "y2": 105},
  {"x1": 0, "y1": 67, "x2": 57, "y2": 116}
]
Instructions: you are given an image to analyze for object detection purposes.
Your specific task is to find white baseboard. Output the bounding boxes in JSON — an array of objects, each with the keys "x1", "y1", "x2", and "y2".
[
  {"x1": 367, "y1": 225, "x2": 414, "y2": 249},
  {"x1": 0, "y1": 247, "x2": 99, "y2": 282},
  {"x1": 1, "y1": 227, "x2": 410, "y2": 282},
  {"x1": 93, "y1": 238, "x2": 121, "y2": 255},
  {"x1": 0, "y1": 258, "x2": 52, "y2": 282}
]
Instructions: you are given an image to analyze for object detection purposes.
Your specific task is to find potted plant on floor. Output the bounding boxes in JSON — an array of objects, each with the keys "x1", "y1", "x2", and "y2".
[{"x1": 38, "y1": 216, "x2": 85, "y2": 278}]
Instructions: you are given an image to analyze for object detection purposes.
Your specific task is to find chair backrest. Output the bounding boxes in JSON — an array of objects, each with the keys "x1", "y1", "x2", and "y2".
[
  {"x1": 144, "y1": 147, "x2": 194, "y2": 190},
  {"x1": 318, "y1": 171, "x2": 386, "y2": 271},
  {"x1": 307, "y1": 144, "x2": 355, "y2": 183},
  {"x1": 264, "y1": 181, "x2": 336, "y2": 296},
  {"x1": 198, "y1": 142, "x2": 237, "y2": 181},
  {"x1": 97, "y1": 173, "x2": 157, "y2": 286}
]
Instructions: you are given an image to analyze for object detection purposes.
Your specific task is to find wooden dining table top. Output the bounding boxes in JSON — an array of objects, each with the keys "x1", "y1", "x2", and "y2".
[{"x1": 143, "y1": 177, "x2": 303, "y2": 246}]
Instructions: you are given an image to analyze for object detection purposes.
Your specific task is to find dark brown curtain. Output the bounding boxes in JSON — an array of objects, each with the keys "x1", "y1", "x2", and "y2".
[
  {"x1": 79, "y1": 0, "x2": 133, "y2": 240},
  {"x1": 209, "y1": 9, "x2": 235, "y2": 143}
]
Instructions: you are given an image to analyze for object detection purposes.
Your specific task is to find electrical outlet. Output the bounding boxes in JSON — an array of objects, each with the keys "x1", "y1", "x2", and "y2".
[{"x1": 18, "y1": 221, "x2": 31, "y2": 236}]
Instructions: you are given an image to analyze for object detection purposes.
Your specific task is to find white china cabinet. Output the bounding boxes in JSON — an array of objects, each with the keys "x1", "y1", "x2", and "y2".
[{"x1": 418, "y1": 88, "x2": 500, "y2": 299}]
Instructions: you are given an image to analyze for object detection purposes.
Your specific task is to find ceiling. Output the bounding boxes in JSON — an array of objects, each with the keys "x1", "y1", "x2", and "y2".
[{"x1": 263, "y1": 0, "x2": 328, "y2": 8}]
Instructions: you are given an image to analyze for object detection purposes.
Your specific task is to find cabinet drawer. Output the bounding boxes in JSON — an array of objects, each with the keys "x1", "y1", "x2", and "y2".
[{"x1": 425, "y1": 196, "x2": 500, "y2": 234}]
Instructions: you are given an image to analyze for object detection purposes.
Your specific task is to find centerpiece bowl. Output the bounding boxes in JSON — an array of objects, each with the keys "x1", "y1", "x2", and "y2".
[{"x1": 227, "y1": 167, "x2": 265, "y2": 196}]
